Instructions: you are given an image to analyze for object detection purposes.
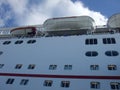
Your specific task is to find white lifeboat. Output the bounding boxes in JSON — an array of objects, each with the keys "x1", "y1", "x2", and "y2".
[
  {"x1": 43, "y1": 16, "x2": 95, "y2": 36},
  {"x1": 107, "y1": 13, "x2": 120, "y2": 28},
  {"x1": 43, "y1": 16, "x2": 95, "y2": 31}
]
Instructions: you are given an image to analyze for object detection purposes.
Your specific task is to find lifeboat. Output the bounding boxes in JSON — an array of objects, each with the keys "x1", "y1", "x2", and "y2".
[
  {"x1": 107, "y1": 13, "x2": 120, "y2": 28},
  {"x1": 43, "y1": 16, "x2": 95, "y2": 36},
  {"x1": 10, "y1": 26, "x2": 36, "y2": 37},
  {"x1": 43, "y1": 16, "x2": 95, "y2": 31}
]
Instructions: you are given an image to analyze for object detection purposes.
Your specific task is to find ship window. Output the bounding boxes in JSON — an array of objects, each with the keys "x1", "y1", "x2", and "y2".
[
  {"x1": 85, "y1": 38, "x2": 97, "y2": 45},
  {"x1": 64, "y1": 65, "x2": 72, "y2": 70},
  {"x1": 108, "y1": 65, "x2": 117, "y2": 70},
  {"x1": 43, "y1": 80, "x2": 53, "y2": 87},
  {"x1": 49, "y1": 65, "x2": 57, "y2": 70},
  {"x1": 15, "y1": 64, "x2": 22, "y2": 69},
  {"x1": 27, "y1": 40, "x2": 36, "y2": 44},
  {"x1": 103, "y1": 38, "x2": 116, "y2": 44},
  {"x1": 91, "y1": 82, "x2": 100, "y2": 89},
  {"x1": 61, "y1": 81, "x2": 70, "y2": 88},
  {"x1": 3, "y1": 41, "x2": 11, "y2": 45},
  {"x1": 85, "y1": 51, "x2": 98, "y2": 57},
  {"x1": 28, "y1": 64, "x2": 35, "y2": 69},
  {"x1": 0, "y1": 64, "x2": 4, "y2": 68},
  {"x1": 105, "y1": 51, "x2": 119, "y2": 56},
  {"x1": 6, "y1": 78, "x2": 15, "y2": 84},
  {"x1": 15, "y1": 40, "x2": 23, "y2": 44},
  {"x1": 90, "y1": 65, "x2": 99, "y2": 70},
  {"x1": 20, "y1": 79, "x2": 29, "y2": 85},
  {"x1": 0, "y1": 51, "x2": 3, "y2": 55},
  {"x1": 110, "y1": 82, "x2": 120, "y2": 90}
]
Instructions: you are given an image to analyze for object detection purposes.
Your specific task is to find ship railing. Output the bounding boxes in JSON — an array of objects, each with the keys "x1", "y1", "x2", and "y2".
[
  {"x1": 0, "y1": 30, "x2": 10, "y2": 35},
  {"x1": 0, "y1": 27, "x2": 120, "y2": 39},
  {"x1": 93, "y1": 27, "x2": 120, "y2": 35},
  {"x1": 0, "y1": 29, "x2": 12, "y2": 38}
]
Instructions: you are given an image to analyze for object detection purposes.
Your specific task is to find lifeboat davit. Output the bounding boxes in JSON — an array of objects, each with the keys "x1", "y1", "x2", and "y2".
[{"x1": 10, "y1": 26, "x2": 36, "y2": 37}]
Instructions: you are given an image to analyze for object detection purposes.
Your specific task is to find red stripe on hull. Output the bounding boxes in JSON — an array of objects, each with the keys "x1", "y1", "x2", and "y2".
[{"x1": 0, "y1": 73, "x2": 120, "y2": 80}]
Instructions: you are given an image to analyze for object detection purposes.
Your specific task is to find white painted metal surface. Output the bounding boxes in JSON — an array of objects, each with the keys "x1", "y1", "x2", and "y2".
[{"x1": 0, "y1": 14, "x2": 120, "y2": 90}]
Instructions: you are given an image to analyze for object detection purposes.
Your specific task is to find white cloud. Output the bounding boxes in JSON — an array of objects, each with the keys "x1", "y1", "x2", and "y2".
[
  {"x1": 0, "y1": 19, "x2": 4, "y2": 27},
  {"x1": 0, "y1": 0, "x2": 108, "y2": 27},
  {"x1": 0, "y1": 0, "x2": 12, "y2": 27},
  {"x1": 6, "y1": 0, "x2": 28, "y2": 15}
]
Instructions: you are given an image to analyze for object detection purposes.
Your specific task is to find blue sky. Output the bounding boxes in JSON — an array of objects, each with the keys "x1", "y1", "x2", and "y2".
[
  {"x1": 0, "y1": 0, "x2": 120, "y2": 27},
  {"x1": 76, "y1": 0, "x2": 120, "y2": 17}
]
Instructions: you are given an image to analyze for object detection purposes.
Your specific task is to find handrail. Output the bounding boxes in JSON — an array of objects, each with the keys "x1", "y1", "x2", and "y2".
[{"x1": 0, "y1": 30, "x2": 10, "y2": 35}]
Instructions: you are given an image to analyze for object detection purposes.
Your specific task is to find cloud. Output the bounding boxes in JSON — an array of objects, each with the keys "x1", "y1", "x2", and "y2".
[
  {"x1": 0, "y1": 0, "x2": 6, "y2": 27},
  {"x1": 0, "y1": 0, "x2": 108, "y2": 27}
]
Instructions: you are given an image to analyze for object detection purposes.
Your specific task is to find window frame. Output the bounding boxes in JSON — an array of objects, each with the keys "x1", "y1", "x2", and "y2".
[
  {"x1": 110, "y1": 82, "x2": 120, "y2": 90},
  {"x1": 49, "y1": 64, "x2": 57, "y2": 70},
  {"x1": 103, "y1": 38, "x2": 116, "y2": 44},
  {"x1": 85, "y1": 38, "x2": 98, "y2": 45},
  {"x1": 6, "y1": 78, "x2": 15, "y2": 84},
  {"x1": 85, "y1": 51, "x2": 98, "y2": 57},
  {"x1": 108, "y1": 65, "x2": 117, "y2": 70},
  {"x1": 15, "y1": 64, "x2": 22, "y2": 69},
  {"x1": 15, "y1": 40, "x2": 23, "y2": 44},
  {"x1": 28, "y1": 64, "x2": 35, "y2": 69},
  {"x1": 43, "y1": 80, "x2": 53, "y2": 87},
  {"x1": 0, "y1": 64, "x2": 4, "y2": 69},
  {"x1": 90, "y1": 65, "x2": 99, "y2": 70},
  {"x1": 3, "y1": 41, "x2": 11, "y2": 45},
  {"x1": 105, "y1": 51, "x2": 119, "y2": 56},
  {"x1": 61, "y1": 81, "x2": 70, "y2": 88},
  {"x1": 91, "y1": 82, "x2": 100, "y2": 89},
  {"x1": 20, "y1": 79, "x2": 29, "y2": 85},
  {"x1": 27, "y1": 40, "x2": 36, "y2": 44},
  {"x1": 64, "y1": 65, "x2": 72, "y2": 70}
]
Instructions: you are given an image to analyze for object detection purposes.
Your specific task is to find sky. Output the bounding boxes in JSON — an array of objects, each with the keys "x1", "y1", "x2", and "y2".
[{"x1": 0, "y1": 0, "x2": 120, "y2": 27}]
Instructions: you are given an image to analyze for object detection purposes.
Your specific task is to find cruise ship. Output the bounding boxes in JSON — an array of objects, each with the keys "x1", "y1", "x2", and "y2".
[{"x1": 0, "y1": 13, "x2": 120, "y2": 90}]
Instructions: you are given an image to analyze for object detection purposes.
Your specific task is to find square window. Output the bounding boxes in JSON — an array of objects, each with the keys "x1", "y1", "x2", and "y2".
[
  {"x1": 108, "y1": 65, "x2": 117, "y2": 70},
  {"x1": 103, "y1": 38, "x2": 116, "y2": 44},
  {"x1": 91, "y1": 82, "x2": 100, "y2": 89},
  {"x1": 94, "y1": 39, "x2": 97, "y2": 44},
  {"x1": 15, "y1": 64, "x2": 22, "y2": 69},
  {"x1": 43, "y1": 80, "x2": 53, "y2": 87},
  {"x1": 85, "y1": 39, "x2": 89, "y2": 44},
  {"x1": 64, "y1": 65, "x2": 72, "y2": 70},
  {"x1": 6, "y1": 78, "x2": 14, "y2": 84},
  {"x1": 110, "y1": 82, "x2": 120, "y2": 90},
  {"x1": 49, "y1": 65, "x2": 57, "y2": 70},
  {"x1": 61, "y1": 81, "x2": 70, "y2": 88},
  {"x1": 0, "y1": 64, "x2": 4, "y2": 69},
  {"x1": 28, "y1": 64, "x2": 35, "y2": 69},
  {"x1": 111, "y1": 38, "x2": 116, "y2": 44},
  {"x1": 90, "y1": 65, "x2": 99, "y2": 70},
  {"x1": 20, "y1": 79, "x2": 29, "y2": 85},
  {"x1": 85, "y1": 39, "x2": 97, "y2": 45}
]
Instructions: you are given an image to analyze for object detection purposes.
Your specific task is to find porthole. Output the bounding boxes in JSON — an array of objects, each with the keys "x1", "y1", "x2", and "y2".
[
  {"x1": 15, "y1": 40, "x2": 23, "y2": 44},
  {"x1": 85, "y1": 51, "x2": 98, "y2": 57},
  {"x1": 3, "y1": 41, "x2": 11, "y2": 45},
  {"x1": 27, "y1": 40, "x2": 36, "y2": 44},
  {"x1": 105, "y1": 51, "x2": 119, "y2": 56}
]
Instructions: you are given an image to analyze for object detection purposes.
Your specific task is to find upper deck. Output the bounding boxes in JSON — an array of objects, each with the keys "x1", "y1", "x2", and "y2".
[
  {"x1": 0, "y1": 13, "x2": 120, "y2": 39},
  {"x1": 0, "y1": 25, "x2": 120, "y2": 39}
]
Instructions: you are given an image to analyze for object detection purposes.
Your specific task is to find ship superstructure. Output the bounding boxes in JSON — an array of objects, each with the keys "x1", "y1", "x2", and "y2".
[{"x1": 0, "y1": 13, "x2": 120, "y2": 90}]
